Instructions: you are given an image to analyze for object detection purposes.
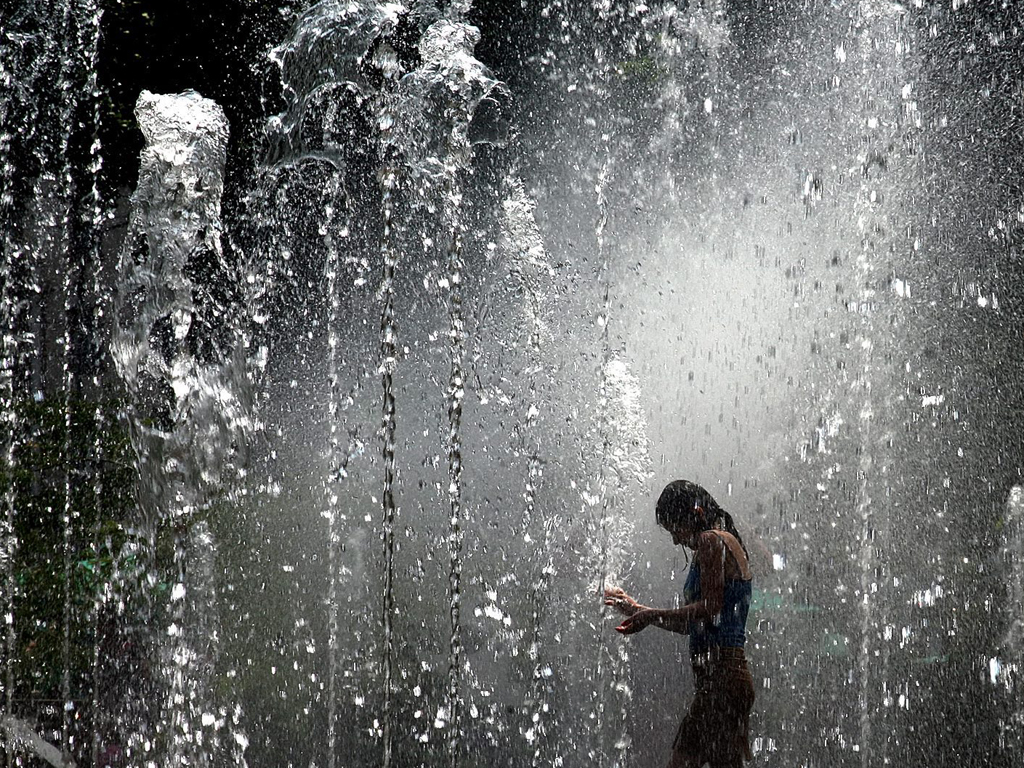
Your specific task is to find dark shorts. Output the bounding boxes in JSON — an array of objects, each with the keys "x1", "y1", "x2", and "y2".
[{"x1": 673, "y1": 647, "x2": 755, "y2": 765}]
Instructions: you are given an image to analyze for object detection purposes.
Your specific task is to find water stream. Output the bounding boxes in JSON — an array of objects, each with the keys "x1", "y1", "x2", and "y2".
[{"x1": 2, "y1": 0, "x2": 1023, "y2": 767}]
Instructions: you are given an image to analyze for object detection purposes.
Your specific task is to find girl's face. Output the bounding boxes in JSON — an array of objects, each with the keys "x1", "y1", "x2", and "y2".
[
  {"x1": 666, "y1": 521, "x2": 698, "y2": 550},
  {"x1": 663, "y1": 505, "x2": 705, "y2": 550}
]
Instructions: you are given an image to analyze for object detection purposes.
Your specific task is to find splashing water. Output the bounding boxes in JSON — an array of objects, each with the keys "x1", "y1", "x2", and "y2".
[
  {"x1": 112, "y1": 89, "x2": 251, "y2": 768},
  {"x1": 3, "y1": 1, "x2": 1024, "y2": 767}
]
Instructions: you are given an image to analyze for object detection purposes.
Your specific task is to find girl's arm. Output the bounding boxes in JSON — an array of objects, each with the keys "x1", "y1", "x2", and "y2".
[{"x1": 614, "y1": 531, "x2": 726, "y2": 636}]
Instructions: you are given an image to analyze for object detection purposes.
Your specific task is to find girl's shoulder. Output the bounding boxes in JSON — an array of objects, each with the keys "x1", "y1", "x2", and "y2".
[
  {"x1": 710, "y1": 530, "x2": 752, "y2": 580},
  {"x1": 695, "y1": 528, "x2": 734, "y2": 547},
  {"x1": 694, "y1": 529, "x2": 728, "y2": 553}
]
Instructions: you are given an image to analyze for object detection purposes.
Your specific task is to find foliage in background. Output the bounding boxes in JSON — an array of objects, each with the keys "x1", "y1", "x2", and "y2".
[{"x1": 1, "y1": 398, "x2": 134, "y2": 752}]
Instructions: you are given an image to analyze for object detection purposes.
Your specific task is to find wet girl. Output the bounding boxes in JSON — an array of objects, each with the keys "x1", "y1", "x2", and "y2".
[{"x1": 605, "y1": 479, "x2": 755, "y2": 768}]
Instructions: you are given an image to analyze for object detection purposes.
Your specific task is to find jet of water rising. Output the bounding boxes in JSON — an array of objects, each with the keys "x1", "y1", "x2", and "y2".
[
  {"x1": 112, "y1": 89, "x2": 249, "y2": 768},
  {"x1": 380, "y1": 14, "x2": 507, "y2": 765}
]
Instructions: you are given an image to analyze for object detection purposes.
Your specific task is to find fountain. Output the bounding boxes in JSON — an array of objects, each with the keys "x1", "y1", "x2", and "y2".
[{"x1": 2, "y1": 0, "x2": 1023, "y2": 766}]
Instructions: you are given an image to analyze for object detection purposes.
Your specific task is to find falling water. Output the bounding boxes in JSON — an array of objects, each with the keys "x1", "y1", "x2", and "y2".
[
  {"x1": 0, "y1": 73, "x2": 18, "y2": 756},
  {"x1": 0, "y1": 25, "x2": 18, "y2": 763},
  {"x1": 263, "y1": 6, "x2": 415, "y2": 761},
  {"x1": 389, "y1": 15, "x2": 508, "y2": 765},
  {"x1": 0, "y1": 234, "x2": 17, "y2": 768},
  {"x1": 499, "y1": 176, "x2": 556, "y2": 766},
  {"x1": 3, "y1": 1, "x2": 1024, "y2": 766},
  {"x1": 592, "y1": 156, "x2": 611, "y2": 765},
  {"x1": 441, "y1": 154, "x2": 467, "y2": 768},
  {"x1": 2, "y1": 1, "x2": 108, "y2": 763},
  {"x1": 55, "y1": 0, "x2": 81, "y2": 754},
  {"x1": 40, "y1": 1, "x2": 82, "y2": 743},
  {"x1": 850, "y1": 3, "x2": 909, "y2": 762},
  {"x1": 585, "y1": 4, "x2": 662, "y2": 761},
  {"x1": 377, "y1": 89, "x2": 400, "y2": 768},
  {"x1": 443, "y1": 183, "x2": 466, "y2": 768},
  {"x1": 80, "y1": 1, "x2": 106, "y2": 765},
  {"x1": 1, "y1": 4, "x2": 50, "y2": 759},
  {"x1": 322, "y1": 173, "x2": 344, "y2": 768},
  {"x1": 319, "y1": 162, "x2": 365, "y2": 768},
  {"x1": 363, "y1": 12, "x2": 508, "y2": 764},
  {"x1": 999, "y1": 487, "x2": 1024, "y2": 756}
]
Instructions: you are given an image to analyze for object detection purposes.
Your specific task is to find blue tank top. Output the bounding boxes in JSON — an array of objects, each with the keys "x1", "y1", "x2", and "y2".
[{"x1": 683, "y1": 555, "x2": 752, "y2": 656}]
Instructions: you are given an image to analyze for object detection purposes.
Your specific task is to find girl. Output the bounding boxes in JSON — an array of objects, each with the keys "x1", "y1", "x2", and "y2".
[{"x1": 605, "y1": 479, "x2": 755, "y2": 768}]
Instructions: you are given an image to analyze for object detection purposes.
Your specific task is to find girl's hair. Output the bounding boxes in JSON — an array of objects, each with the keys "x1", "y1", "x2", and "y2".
[{"x1": 656, "y1": 479, "x2": 748, "y2": 556}]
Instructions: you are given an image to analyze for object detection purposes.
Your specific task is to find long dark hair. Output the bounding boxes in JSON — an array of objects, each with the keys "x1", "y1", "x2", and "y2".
[{"x1": 655, "y1": 479, "x2": 748, "y2": 556}]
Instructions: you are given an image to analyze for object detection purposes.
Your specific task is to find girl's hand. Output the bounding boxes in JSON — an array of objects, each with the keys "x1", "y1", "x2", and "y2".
[
  {"x1": 603, "y1": 587, "x2": 642, "y2": 617},
  {"x1": 615, "y1": 608, "x2": 657, "y2": 635}
]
